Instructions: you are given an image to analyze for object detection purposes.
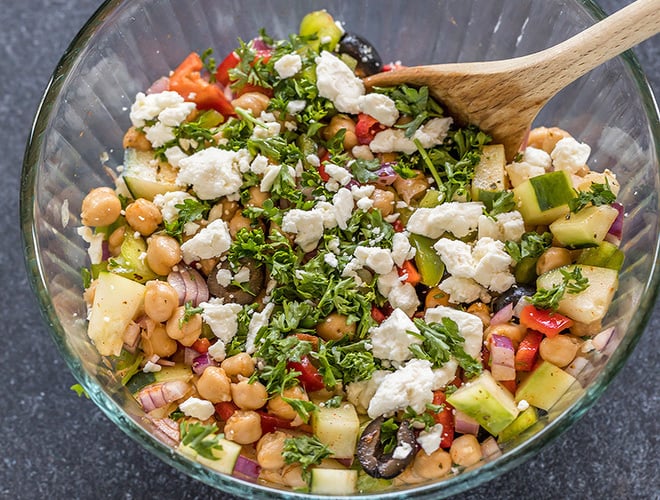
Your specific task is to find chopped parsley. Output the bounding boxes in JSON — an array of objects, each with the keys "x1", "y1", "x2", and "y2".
[
  {"x1": 164, "y1": 198, "x2": 211, "y2": 242},
  {"x1": 379, "y1": 418, "x2": 400, "y2": 454},
  {"x1": 179, "y1": 422, "x2": 224, "y2": 460},
  {"x1": 179, "y1": 301, "x2": 203, "y2": 327},
  {"x1": 569, "y1": 180, "x2": 616, "y2": 213},
  {"x1": 530, "y1": 267, "x2": 590, "y2": 310},
  {"x1": 282, "y1": 435, "x2": 333, "y2": 481},
  {"x1": 375, "y1": 85, "x2": 444, "y2": 137},
  {"x1": 505, "y1": 231, "x2": 553, "y2": 263}
]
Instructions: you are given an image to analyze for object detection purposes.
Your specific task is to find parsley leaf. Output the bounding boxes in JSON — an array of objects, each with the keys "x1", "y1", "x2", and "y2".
[
  {"x1": 504, "y1": 231, "x2": 553, "y2": 263},
  {"x1": 379, "y1": 418, "x2": 400, "y2": 454},
  {"x1": 281, "y1": 397, "x2": 317, "y2": 423},
  {"x1": 179, "y1": 422, "x2": 224, "y2": 460},
  {"x1": 569, "y1": 180, "x2": 616, "y2": 213},
  {"x1": 482, "y1": 191, "x2": 516, "y2": 219},
  {"x1": 282, "y1": 435, "x2": 333, "y2": 481},
  {"x1": 164, "y1": 198, "x2": 211, "y2": 242},
  {"x1": 201, "y1": 48, "x2": 217, "y2": 83},
  {"x1": 228, "y1": 39, "x2": 273, "y2": 92},
  {"x1": 408, "y1": 318, "x2": 482, "y2": 378},
  {"x1": 402, "y1": 405, "x2": 438, "y2": 430},
  {"x1": 179, "y1": 300, "x2": 203, "y2": 327},
  {"x1": 375, "y1": 85, "x2": 444, "y2": 137},
  {"x1": 529, "y1": 267, "x2": 589, "y2": 310},
  {"x1": 348, "y1": 158, "x2": 381, "y2": 184}
]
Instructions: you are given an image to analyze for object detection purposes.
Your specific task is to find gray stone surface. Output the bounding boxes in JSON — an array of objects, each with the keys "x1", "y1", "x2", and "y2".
[{"x1": 1, "y1": 0, "x2": 657, "y2": 498}]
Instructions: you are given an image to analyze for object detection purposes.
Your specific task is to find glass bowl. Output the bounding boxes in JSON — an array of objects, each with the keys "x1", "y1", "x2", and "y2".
[{"x1": 20, "y1": 0, "x2": 659, "y2": 498}]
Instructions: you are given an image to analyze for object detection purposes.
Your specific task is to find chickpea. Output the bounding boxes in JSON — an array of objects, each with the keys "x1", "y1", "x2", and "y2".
[
  {"x1": 484, "y1": 323, "x2": 527, "y2": 347},
  {"x1": 81, "y1": 187, "x2": 122, "y2": 227},
  {"x1": 146, "y1": 234, "x2": 182, "y2": 275},
  {"x1": 267, "y1": 385, "x2": 309, "y2": 420},
  {"x1": 144, "y1": 280, "x2": 180, "y2": 323},
  {"x1": 122, "y1": 126, "x2": 152, "y2": 150},
  {"x1": 166, "y1": 305, "x2": 202, "y2": 346},
  {"x1": 394, "y1": 465, "x2": 426, "y2": 486},
  {"x1": 322, "y1": 114, "x2": 358, "y2": 150},
  {"x1": 316, "y1": 313, "x2": 356, "y2": 341},
  {"x1": 231, "y1": 379, "x2": 268, "y2": 410},
  {"x1": 450, "y1": 434, "x2": 483, "y2": 467},
  {"x1": 228, "y1": 212, "x2": 252, "y2": 238},
  {"x1": 246, "y1": 186, "x2": 270, "y2": 208},
  {"x1": 425, "y1": 287, "x2": 450, "y2": 309},
  {"x1": 196, "y1": 366, "x2": 232, "y2": 403},
  {"x1": 539, "y1": 334, "x2": 579, "y2": 367},
  {"x1": 467, "y1": 302, "x2": 491, "y2": 328},
  {"x1": 256, "y1": 431, "x2": 288, "y2": 470},
  {"x1": 108, "y1": 226, "x2": 126, "y2": 257},
  {"x1": 412, "y1": 449, "x2": 452, "y2": 480},
  {"x1": 536, "y1": 247, "x2": 572, "y2": 275},
  {"x1": 196, "y1": 257, "x2": 218, "y2": 277},
  {"x1": 221, "y1": 353, "x2": 255, "y2": 379},
  {"x1": 125, "y1": 198, "x2": 163, "y2": 236},
  {"x1": 224, "y1": 410, "x2": 263, "y2": 444},
  {"x1": 527, "y1": 126, "x2": 572, "y2": 154},
  {"x1": 141, "y1": 322, "x2": 177, "y2": 358},
  {"x1": 370, "y1": 188, "x2": 395, "y2": 217},
  {"x1": 231, "y1": 92, "x2": 270, "y2": 117},
  {"x1": 281, "y1": 464, "x2": 306, "y2": 489},
  {"x1": 393, "y1": 171, "x2": 429, "y2": 204}
]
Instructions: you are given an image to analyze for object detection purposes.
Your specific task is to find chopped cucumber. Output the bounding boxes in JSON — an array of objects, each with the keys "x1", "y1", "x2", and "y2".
[
  {"x1": 107, "y1": 231, "x2": 158, "y2": 282},
  {"x1": 87, "y1": 272, "x2": 145, "y2": 356},
  {"x1": 497, "y1": 406, "x2": 538, "y2": 443},
  {"x1": 179, "y1": 437, "x2": 242, "y2": 474},
  {"x1": 127, "y1": 364, "x2": 194, "y2": 393},
  {"x1": 311, "y1": 403, "x2": 360, "y2": 459},
  {"x1": 515, "y1": 361, "x2": 578, "y2": 411},
  {"x1": 471, "y1": 144, "x2": 507, "y2": 200},
  {"x1": 577, "y1": 241, "x2": 625, "y2": 271},
  {"x1": 122, "y1": 148, "x2": 180, "y2": 201},
  {"x1": 513, "y1": 170, "x2": 576, "y2": 225},
  {"x1": 446, "y1": 371, "x2": 519, "y2": 436},
  {"x1": 310, "y1": 468, "x2": 358, "y2": 495},
  {"x1": 536, "y1": 264, "x2": 618, "y2": 323},
  {"x1": 549, "y1": 205, "x2": 619, "y2": 248}
]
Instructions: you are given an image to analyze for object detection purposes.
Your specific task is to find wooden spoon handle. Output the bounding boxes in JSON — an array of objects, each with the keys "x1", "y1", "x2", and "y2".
[{"x1": 518, "y1": 0, "x2": 660, "y2": 97}]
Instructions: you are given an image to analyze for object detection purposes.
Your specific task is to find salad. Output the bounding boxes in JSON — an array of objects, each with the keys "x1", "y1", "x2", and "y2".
[{"x1": 77, "y1": 10, "x2": 624, "y2": 494}]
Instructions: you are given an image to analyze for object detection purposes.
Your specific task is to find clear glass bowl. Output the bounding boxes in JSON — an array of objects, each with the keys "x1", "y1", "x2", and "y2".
[{"x1": 20, "y1": 0, "x2": 659, "y2": 498}]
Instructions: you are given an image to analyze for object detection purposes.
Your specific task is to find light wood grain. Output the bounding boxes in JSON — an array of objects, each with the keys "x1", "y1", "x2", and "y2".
[{"x1": 364, "y1": 0, "x2": 660, "y2": 160}]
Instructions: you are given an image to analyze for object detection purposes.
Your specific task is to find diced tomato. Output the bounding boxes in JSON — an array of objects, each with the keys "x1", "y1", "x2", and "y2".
[
  {"x1": 398, "y1": 260, "x2": 421, "y2": 286},
  {"x1": 170, "y1": 52, "x2": 235, "y2": 117},
  {"x1": 214, "y1": 401, "x2": 239, "y2": 421},
  {"x1": 318, "y1": 164, "x2": 331, "y2": 182},
  {"x1": 257, "y1": 411, "x2": 292, "y2": 434},
  {"x1": 286, "y1": 356, "x2": 325, "y2": 392},
  {"x1": 519, "y1": 305, "x2": 574, "y2": 338},
  {"x1": 191, "y1": 337, "x2": 210, "y2": 354},
  {"x1": 515, "y1": 330, "x2": 544, "y2": 371},
  {"x1": 431, "y1": 391, "x2": 454, "y2": 448},
  {"x1": 382, "y1": 62, "x2": 406, "y2": 72},
  {"x1": 392, "y1": 219, "x2": 405, "y2": 232},
  {"x1": 499, "y1": 379, "x2": 517, "y2": 395},
  {"x1": 355, "y1": 113, "x2": 385, "y2": 145}
]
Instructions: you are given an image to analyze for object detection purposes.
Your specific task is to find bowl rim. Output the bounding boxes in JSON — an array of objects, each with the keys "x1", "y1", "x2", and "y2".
[{"x1": 19, "y1": 0, "x2": 660, "y2": 498}]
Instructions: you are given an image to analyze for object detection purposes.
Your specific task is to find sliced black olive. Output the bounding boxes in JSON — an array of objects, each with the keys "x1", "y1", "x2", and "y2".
[
  {"x1": 357, "y1": 417, "x2": 417, "y2": 479},
  {"x1": 492, "y1": 284, "x2": 536, "y2": 313},
  {"x1": 207, "y1": 258, "x2": 264, "y2": 305},
  {"x1": 338, "y1": 33, "x2": 382, "y2": 77}
]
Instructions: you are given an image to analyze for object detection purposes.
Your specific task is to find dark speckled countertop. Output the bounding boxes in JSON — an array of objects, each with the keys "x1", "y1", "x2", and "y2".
[{"x1": 2, "y1": 1, "x2": 658, "y2": 498}]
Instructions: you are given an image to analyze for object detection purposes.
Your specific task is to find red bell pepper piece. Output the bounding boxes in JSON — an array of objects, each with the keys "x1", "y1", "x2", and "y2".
[
  {"x1": 519, "y1": 305, "x2": 574, "y2": 338},
  {"x1": 215, "y1": 51, "x2": 241, "y2": 86},
  {"x1": 392, "y1": 219, "x2": 405, "y2": 233},
  {"x1": 294, "y1": 333, "x2": 320, "y2": 350},
  {"x1": 499, "y1": 379, "x2": 517, "y2": 395},
  {"x1": 286, "y1": 356, "x2": 325, "y2": 392},
  {"x1": 170, "y1": 52, "x2": 235, "y2": 117},
  {"x1": 371, "y1": 305, "x2": 387, "y2": 324},
  {"x1": 431, "y1": 391, "x2": 454, "y2": 448},
  {"x1": 355, "y1": 113, "x2": 385, "y2": 145},
  {"x1": 318, "y1": 163, "x2": 331, "y2": 182},
  {"x1": 398, "y1": 260, "x2": 421, "y2": 286},
  {"x1": 191, "y1": 337, "x2": 210, "y2": 354},
  {"x1": 515, "y1": 330, "x2": 544, "y2": 371},
  {"x1": 215, "y1": 48, "x2": 273, "y2": 96},
  {"x1": 214, "y1": 401, "x2": 239, "y2": 421},
  {"x1": 257, "y1": 411, "x2": 293, "y2": 434}
]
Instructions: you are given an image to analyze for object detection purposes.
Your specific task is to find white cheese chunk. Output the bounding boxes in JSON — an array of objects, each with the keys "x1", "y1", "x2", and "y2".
[
  {"x1": 177, "y1": 147, "x2": 245, "y2": 200},
  {"x1": 417, "y1": 424, "x2": 444, "y2": 455},
  {"x1": 358, "y1": 93, "x2": 399, "y2": 127},
  {"x1": 477, "y1": 211, "x2": 525, "y2": 243},
  {"x1": 281, "y1": 208, "x2": 325, "y2": 252},
  {"x1": 153, "y1": 190, "x2": 195, "y2": 223},
  {"x1": 391, "y1": 232, "x2": 416, "y2": 267},
  {"x1": 407, "y1": 202, "x2": 484, "y2": 239},
  {"x1": 199, "y1": 298, "x2": 243, "y2": 344},
  {"x1": 367, "y1": 359, "x2": 435, "y2": 418},
  {"x1": 246, "y1": 303, "x2": 274, "y2": 354},
  {"x1": 315, "y1": 51, "x2": 365, "y2": 114},
  {"x1": 274, "y1": 53, "x2": 302, "y2": 79},
  {"x1": 551, "y1": 137, "x2": 591, "y2": 173},
  {"x1": 180, "y1": 219, "x2": 232, "y2": 263},
  {"x1": 369, "y1": 308, "x2": 421, "y2": 362},
  {"x1": 354, "y1": 246, "x2": 394, "y2": 275},
  {"x1": 179, "y1": 397, "x2": 215, "y2": 420}
]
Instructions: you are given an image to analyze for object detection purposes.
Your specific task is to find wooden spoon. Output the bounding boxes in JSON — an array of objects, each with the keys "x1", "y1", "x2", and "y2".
[{"x1": 363, "y1": 0, "x2": 660, "y2": 160}]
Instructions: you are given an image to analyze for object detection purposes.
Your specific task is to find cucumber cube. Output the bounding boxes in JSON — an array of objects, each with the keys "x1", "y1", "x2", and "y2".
[
  {"x1": 312, "y1": 403, "x2": 360, "y2": 459},
  {"x1": 310, "y1": 468, "x2": 358, "y2": 495},
  {"x1": 549, "y1": 205, "x2": 619, "y2": 248},
  {"x1": 513, "y1": 170, "x2": 576, "y2": 225},
  {"x1": 515, "y1": 361, "x2": 578, "y2": 411}
]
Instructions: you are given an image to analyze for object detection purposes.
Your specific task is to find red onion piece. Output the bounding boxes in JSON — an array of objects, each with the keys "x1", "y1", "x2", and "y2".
[
  {"x1": 607, "y1": 202, "x2": 624, "y2": 242},
  {"x1": 490, "y1": 303, "x2": 513, "y2": 326},
  {"x1": 192, "y1": 353, "x2": 216, "y2": 375},
  {"x1": 454, "y1": 410, "x2": 480, "y2": 435},
  {"x1": 168, "y1": 265, "x2": 209, "y2": 306},
  {"x1": 375, "y1": 163, "x2": 397, "y2": 186},
  {"x1": 489, "y1": 334, "x2": 516, "y2": 381},
  {"x1": 157, "y1": 359, "x2": 176, "y2": 367},
  {"x1": 251, "y1": 37, "x2": 271, "y2": 52},
  {"x1": 481, "y1": 436, "x2": 502, "y2": 459},
  {"x1": 184, "y1": 347, "x2": 198, "y2": 366},
  {"x1": 336, "y1": 457, "x2": 354, "y2": 468},
  {"x1": 122, "y1": 321, "x2": 141, "y2": 352},
  {"x1": 101, "y1": 240, "x2": 111, "y2": 261},
  {"x1": 564, "y1": 356, "x2": 589, "y2": 378},
  {"x1": 147, "y1": 76, "x2": 170, "y2": 94},
  {"x1": 592, "y1": 327, "x2": 615, "y2": 352},
  {"x1": 150, "y1": 417, "x2": 180, "y2": 447},
  {"x1": 137, "y1": 381, "x2": 189, "y2": 412},
  {"x1": 513, "y1": 296, "x2": 532, "y2": 319},
  {"x1": 233, "y1": 455, "x2": 261, "y2": 479}
]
